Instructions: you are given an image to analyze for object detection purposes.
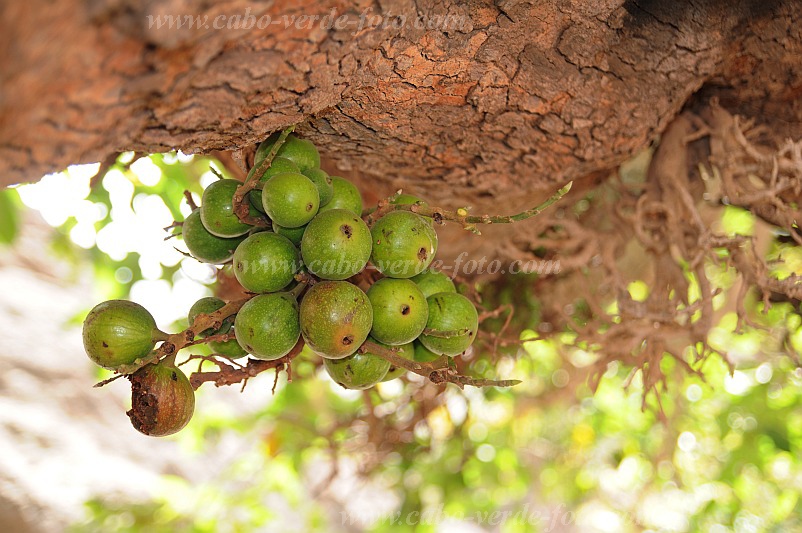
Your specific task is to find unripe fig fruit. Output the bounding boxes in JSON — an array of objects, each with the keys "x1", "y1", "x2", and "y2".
[
  {"x1": 410, "y1": 269, "x2": 456, "y2": 299},
  {"x1": 318, "y1": 176, "x2": 363, "y2": 215},
  {"x1": 255, "y1": 133, "x2": 320, "y2": 171},
  {"x1": 261, "y1": 172, "x2": 320, "y2": 228},
  {"x1": 391, "y1": 194, "x2": 433, "y2": 226},
  {"x1": 302, "y1": 167, "x2": 334, "y2": 206},
  {"x1": 83, "y1": 300, "x2": 167, "y2": 370},
  {"x1": 380, "y1": 342, "x2": 414, "y2": 381},
  {"x1": 200, "y1": 179, "x2": 259, "y2": 238},
  {"x1": 127, "y1": 358, "x2": 195, "y2": 437},
  {"x1": 413, "y1": 340, "x2": 440, "y2": 362},
  {"x1": 234, "y1": 292, "x2": 300, "y2": 360},
  {"x1": 181, "y1": 210, "x2": 247, "y2": 264},
  {"x1": 187, "y1": 297, "x2": 247, "y2": 359},
  {"x1": 301, "y1": 209, "x2": 371, "y2": 280},
  {"x1": 232, "y1": 232, "x2": 301, "y2": 293},
  {"x1": 300, "y1": 281, "x2": 373, "y2": 359},
  {"x1": 247, "y1": 156, "x2": 300, "y2": 212},
  {"x1": 370, "y1": 211, "x2": 438, "y2": 278},
  {"x1": 324, "y1": 339, "x2": 392, "y2": 389},
  {"x1": 273, "y1": 223, "x2": 307, "y2": 246},
  {"x1": 419, "y1": 292, "x2": 479, "y2": 356},
  {"x1": 367, "y1": 278, "x2": 428, "y2": 345}
]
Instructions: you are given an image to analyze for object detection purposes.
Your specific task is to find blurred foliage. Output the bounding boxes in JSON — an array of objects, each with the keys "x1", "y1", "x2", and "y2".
[
  {"x1": 0, "y1": 187, "x2": 21, "y2": 245},
  {"x1": 19, "y1": 153, "x2": 802, "y2": 532}
]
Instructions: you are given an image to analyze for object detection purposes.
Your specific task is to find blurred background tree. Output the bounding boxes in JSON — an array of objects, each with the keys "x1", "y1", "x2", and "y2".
[{"x1": 1, "y1": 145, "x2": 800, "y2": 532}]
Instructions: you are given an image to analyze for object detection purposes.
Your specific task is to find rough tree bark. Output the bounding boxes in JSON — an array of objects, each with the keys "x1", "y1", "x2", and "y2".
[{"x1": 2, "y1": 0, "x2": 799, "y2": 184}]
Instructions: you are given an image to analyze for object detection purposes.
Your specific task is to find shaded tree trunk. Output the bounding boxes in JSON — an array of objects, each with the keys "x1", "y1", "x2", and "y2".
[{"x1": 2, "y1": 0, "x2": 799, "y2": 189}]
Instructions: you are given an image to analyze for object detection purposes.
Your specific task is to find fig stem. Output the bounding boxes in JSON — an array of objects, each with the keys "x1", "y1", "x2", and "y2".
[
  {"x1": 365, "y1": 181, "x2": 572, "y2": 233},
  {"x1": 289, "y1": 281, "x2": 308, "y2": 299},
  {"x1": 183, "y1": 190, "x2": 198, "y2": 211},
  {"x1": 153, "y1": 329, "x2": 171, "y2": 342},
  {"x1": 188, "y1": 338, "x2": 305, "y2": 390}
]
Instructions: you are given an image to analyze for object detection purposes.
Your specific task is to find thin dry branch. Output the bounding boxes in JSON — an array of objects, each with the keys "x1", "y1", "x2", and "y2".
[
  {"x1": 366, "y1": 182, "x2": 573, "y2": 233},
  {"x1": 189, "y1": 339, "x2": 305, "y2": 389},
  {"x1": 361, "y1": 340, "x2": 520, "y2": 389}
]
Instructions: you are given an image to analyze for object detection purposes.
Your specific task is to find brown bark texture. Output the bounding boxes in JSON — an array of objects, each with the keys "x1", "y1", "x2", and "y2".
[{"x1": 2, "y1": 0, "x2": 800, "y2": 192}]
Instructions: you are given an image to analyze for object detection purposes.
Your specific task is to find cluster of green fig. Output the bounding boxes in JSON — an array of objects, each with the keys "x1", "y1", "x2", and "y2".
[{"x1": 82, "y1": 132, "x2": 480, "y2": 436}]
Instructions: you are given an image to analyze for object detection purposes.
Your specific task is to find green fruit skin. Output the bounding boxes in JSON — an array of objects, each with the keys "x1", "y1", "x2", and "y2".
[
  {"x1": 182, "y1": 210, "x2": 246, "y2": 264},
  {"x1": 200, "y1": 179, "x2": 257, "y2": 238},
  {"x1": 419, "y1": 292, "x2": 479, "y2": 356},
  {"x1": 381, "y1": 342, "x2": 415, "y2": 381},
  {"x1": 301, "y1": 209, "x2": 372, "y2": 280},
  {"x1": 391, "y1": 194, "x2": 434, "y2": 225},
  {"x1": 391, "y1": 194, "x2": 426, "y2": 206},
  {"x1": 233, "y1": 232, "x2": 301, "y2": 293},
  {"x1": 324, "y1": 340, "x2": 392, "y2": 389},
  {"x1": 248, "y1": 157, "x2": 300, "y2": 212},
  {"x1": 261, "y1": 172, "x2": 320, "y2": 228},
  {"x1": 410, "y1": 270, "x2": 456, "y2": 299},
  {"x1": 187, "y1": 297, "x2": 247, "y2": 359},
  {"x1": 83, "y1": 300, "x2": 162, "y2": 370},
  {"x1": 273, "y1": 223, "x2": 307, "y2": 246},
  {"x1": 367, "y1": 278, "x2": 429, "y2": 345},
  {"x1": 255, "y1": 133, "x2": 320, "y2": 171},
  {"x1": 127, "y1": 361, "x2": 195, "y2": 437},
  {"x1": 302, "y1": 168, "x2": 334, "y2": 206},
  {"x1": 234, "y1": 293, "x2": 300, "y2": 360},
  {"x1": 300, "y1": 281, "x2": 373, "y2": 359},
  {"x1": 370, "y1": 211, "x2": 438, "y2": 278},
  {"x1": 413, "y1": 340, "x2": 440, "y2": 363},
  {"x1": 318, "y1": 176, "x2": 363, "y2": 215}
]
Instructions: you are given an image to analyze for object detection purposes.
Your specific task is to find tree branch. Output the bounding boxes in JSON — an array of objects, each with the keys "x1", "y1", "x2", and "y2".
[
  {"x1": 361, "y1": 340, "x2": 520, "y2": 389},
  {"x1": 94, "y1": 297, "x2": 252, "y2": 386},
  {"x1": 365, "y1": 182, "x2": 572, "y2": 233},
  {"x1": 188, "y1": 338, "x2": 305, "y2": 389}
]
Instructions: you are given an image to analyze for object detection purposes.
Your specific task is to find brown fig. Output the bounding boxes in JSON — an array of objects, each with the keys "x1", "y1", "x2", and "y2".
[{"x1": 127, "y1": 358, "x2": 195, "y2": 437}]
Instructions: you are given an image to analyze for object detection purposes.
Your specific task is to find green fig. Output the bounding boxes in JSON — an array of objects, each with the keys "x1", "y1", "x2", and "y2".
[
  {"x1": 410, "y1": 269, "x2": 456, "y2": 299},
  {"x1": 255, "y1": 133, "x2": 320, "y2": 171},
  {"x1": 83, "y1": 300, "x2": 167, "y2": 370},
  {"x1": 300, "y1": 281, "x2": 373, "y2": 359},
  {"x1": 370, "y1": 211, "x2": 438, "y2": 278},
  {"x1": 367, "y1": 278, "x2": 428, "y2": 345},
  {"x1": 234, "y1": 292, "x2": 300, "y2": 360},
  {"x1": 261, "y1": 172, "x2": 320, "y2": 228},
  {"x1": 318, "y1": 176, "x2": 363, "y2": 215},
  {"x1": 302, "y1": 167, "x2": 334, "y2": 206},
  {"x1": 324, "y1": 339, "x2": 392, "y2": 389},
  {"x1": 301, "y1": 209, "x2": 371, "y2": 280},
  {"x1": 200, "y1": 179, "x2": 259, "y2": 238},
  {"x1": 187, "y1": 297, "x2": 247, "y2": 359},
  {"x1": 232, "y1": 232, "x2": 301, "y2": 293},
  {"x1": 419, "y1": 292, "x2": 478, "y2": 356}
]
